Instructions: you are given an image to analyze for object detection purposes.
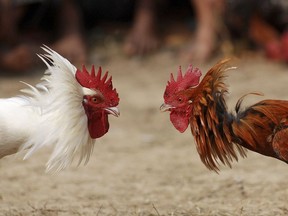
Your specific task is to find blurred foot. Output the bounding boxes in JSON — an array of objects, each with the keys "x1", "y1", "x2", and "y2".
[
  {"x1": 184, "y1": 25, "x2": 216, "y2": 63},
  {"x1": 52, "y1": 34, "x2": 87, "y2": 68},
  {"x1": 0, "y1": 44, "x2": 38, "y2": 72},
  {"x1": 181, "y1": 0, "x2": 224, "y2": 63},
  {"x1": 124, "y1": 23, "x2": 159, "y2": 56},
  {"x1": 123, "y1": 0, "x2": 159, "y2": 56}
]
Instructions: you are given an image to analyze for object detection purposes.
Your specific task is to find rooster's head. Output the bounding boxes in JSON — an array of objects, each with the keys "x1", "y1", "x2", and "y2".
[
  {"x1": 76, "y1": 65, "x2": 120, "y2": 139},
  {"x1": 160, "y1": 65, "x2": 202, "y2": 132}
]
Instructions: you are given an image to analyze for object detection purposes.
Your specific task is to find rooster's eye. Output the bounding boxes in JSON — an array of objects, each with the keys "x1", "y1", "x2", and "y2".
[
  {"x1": 91, "y1": 97, "x2": 99, "y2": 103},
  {"x1": 178, "y1": 97, "x2": 183, "y2": 102},
  {"x1": 90, "y1": 95, "x2": 104, "y2": 104}
]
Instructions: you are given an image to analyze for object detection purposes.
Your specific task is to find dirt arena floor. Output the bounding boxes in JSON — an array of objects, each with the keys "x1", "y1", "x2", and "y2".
[{"x1": 1, "y1": 33, "x2": 288, "y2": 216}]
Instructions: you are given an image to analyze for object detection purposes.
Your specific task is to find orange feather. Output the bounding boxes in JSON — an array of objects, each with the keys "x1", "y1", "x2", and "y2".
[{"x1": 166, "y1": 59, "x2": 288, "y2": 171}]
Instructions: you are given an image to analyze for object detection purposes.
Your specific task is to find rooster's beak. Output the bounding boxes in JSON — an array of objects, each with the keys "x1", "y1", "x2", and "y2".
[
  {"x1": 160, "y1": 103, "x2": 174, "y2": 112},
  {"x1": 105, "y1": 107, "x2": 120, "y2": 117}
]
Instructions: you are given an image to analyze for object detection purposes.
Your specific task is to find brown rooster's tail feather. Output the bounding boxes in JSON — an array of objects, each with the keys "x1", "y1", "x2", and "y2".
[
  {"x1": 232, "y1": 99, "x2": 288, "y2": 159},
  {"x1": 235, "y1": 92, "x2": 264, "y2": 113}
]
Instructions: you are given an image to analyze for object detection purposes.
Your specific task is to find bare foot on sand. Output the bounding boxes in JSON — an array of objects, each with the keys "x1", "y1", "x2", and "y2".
[
  {"x1": 0, "y1": 44, "x2": 39, "y2": 72},
  {"x1": 186, "y1": 25, "x2": 217, "y2": 62},
  {"x1": 183, "y1": 0, "x2": 224, "y2": 63},
  {"x1": 123, "y1": 0, "x2": 159, "y2": 56},
  {"x1": 52, "y1": 34, "x2": 87, "y2": 68},
  {"x1": 0, "y1": 33, "x2": 87, "y2": 72}
]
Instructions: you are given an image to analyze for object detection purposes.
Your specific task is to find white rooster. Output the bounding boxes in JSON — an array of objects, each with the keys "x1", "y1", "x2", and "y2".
[{"x1": 0, "y1": 46, "x2": 120, "y2": 172}]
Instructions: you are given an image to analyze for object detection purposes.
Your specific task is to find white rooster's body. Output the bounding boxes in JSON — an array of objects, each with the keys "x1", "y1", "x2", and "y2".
[
  {"x1": 0, "y1": 97, "x2": 39, "y2": 157},
  {"x1": 0, "y1": 46, "x2": 118, "y2": 172}
]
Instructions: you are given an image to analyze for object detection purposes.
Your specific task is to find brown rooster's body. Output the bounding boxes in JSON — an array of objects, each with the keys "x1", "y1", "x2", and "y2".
[{"x1": 161, "y1": 59, "x2": 288, "y2": 171}]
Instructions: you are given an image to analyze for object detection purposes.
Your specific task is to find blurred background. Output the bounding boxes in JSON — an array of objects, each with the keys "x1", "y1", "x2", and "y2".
[
  {"x1": 1, "y1": 1, "x2": 288, "y2": 215},
  {"x1": 0, "y1": 0, "x2": 287, "y2": 73}
]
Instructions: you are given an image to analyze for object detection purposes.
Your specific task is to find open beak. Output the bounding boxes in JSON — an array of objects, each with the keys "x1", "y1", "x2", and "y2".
[
  {"x1": 160, "y1": 103, "x2": 174, "y2": 112},
  {"x1": 105, "y1": 107, "x2": 120, "y2": 117}
]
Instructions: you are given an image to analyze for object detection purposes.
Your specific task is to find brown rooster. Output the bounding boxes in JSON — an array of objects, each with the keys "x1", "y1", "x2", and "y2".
[{"x1": 160, "y1": 59, "x2": 288, "y2": 172}]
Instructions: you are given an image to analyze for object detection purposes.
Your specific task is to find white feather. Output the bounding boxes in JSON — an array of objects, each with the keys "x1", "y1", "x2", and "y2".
[{"x1": 0, "y1": 46, "x2": 95, "y2": 172}]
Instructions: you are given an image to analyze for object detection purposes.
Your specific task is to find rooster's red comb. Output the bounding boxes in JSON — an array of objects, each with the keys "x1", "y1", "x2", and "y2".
[
  {"x1": 75, "y1": 65, "x2": 118, "y2": 100},
  {"x1": 165, "y1": 64, "x2": 202, "y2": 96}
]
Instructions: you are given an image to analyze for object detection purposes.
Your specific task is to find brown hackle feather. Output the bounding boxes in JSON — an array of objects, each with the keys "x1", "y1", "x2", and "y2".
[{"x1": 189, "y1": 59, "x2": 247, "y2": 172}]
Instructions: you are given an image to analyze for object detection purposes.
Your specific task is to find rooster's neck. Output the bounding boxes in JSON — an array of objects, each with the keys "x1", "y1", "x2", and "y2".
[{"x1": 190, "y1": 62, "x2": 247, "y2": 171}]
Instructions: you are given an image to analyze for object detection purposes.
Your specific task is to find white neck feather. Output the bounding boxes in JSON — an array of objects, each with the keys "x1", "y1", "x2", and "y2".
[{"x1": 20, "y1": 46, "x2": 95, "y2": 172}]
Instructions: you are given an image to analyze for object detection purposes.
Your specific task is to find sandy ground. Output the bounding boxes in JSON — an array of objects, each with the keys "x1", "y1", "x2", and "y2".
[{"x1": 1, "y1": 35, "x2": 288, "y2": 216}]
